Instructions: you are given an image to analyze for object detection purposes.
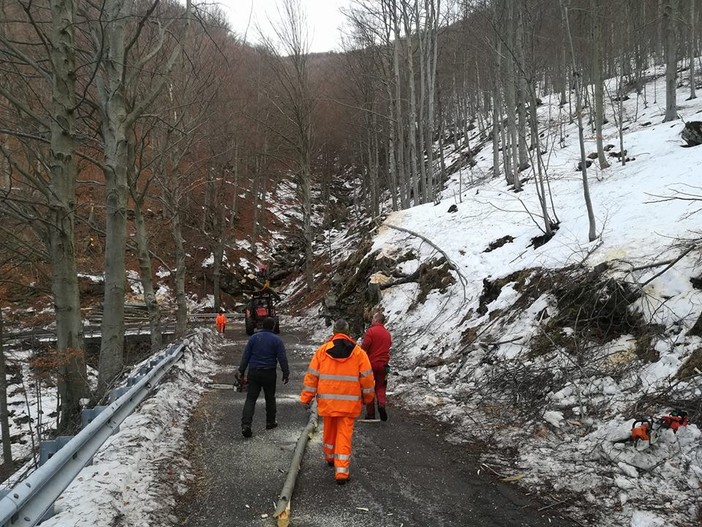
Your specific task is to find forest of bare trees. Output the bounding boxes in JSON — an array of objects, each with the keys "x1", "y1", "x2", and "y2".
[{"x1": 0, "y1": 0, "x2": 697, "y2": 460}]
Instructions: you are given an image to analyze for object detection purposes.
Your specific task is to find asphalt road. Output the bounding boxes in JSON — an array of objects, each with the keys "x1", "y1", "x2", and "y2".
[{"x1": 174, "y1": 323, "x2": 576, "y2": 527}]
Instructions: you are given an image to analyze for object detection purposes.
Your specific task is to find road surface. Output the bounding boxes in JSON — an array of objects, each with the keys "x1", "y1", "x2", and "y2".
[{"x1": 174, "y1": 323, "x2": 576, "y2": 527}]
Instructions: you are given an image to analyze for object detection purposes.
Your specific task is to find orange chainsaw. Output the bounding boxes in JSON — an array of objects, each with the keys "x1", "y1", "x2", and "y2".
[{"x1": 628, "y1": 410, "x2": 688, "y2": 444}]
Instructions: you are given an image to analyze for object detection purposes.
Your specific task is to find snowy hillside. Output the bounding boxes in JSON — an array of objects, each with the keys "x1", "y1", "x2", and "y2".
[{"x1": 368, "y1": 66, "x2": 702, "y2": 526}]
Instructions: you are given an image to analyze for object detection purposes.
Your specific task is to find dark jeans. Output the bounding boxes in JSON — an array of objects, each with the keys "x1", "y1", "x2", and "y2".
[{"x1": 241, "y1": 368, "x2": 277, "y2": 427}]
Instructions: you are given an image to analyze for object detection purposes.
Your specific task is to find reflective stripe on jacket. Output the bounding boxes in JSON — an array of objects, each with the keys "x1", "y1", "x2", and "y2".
[{"x1": 300, "y1": 333, "x2": 375, "y2": 417}]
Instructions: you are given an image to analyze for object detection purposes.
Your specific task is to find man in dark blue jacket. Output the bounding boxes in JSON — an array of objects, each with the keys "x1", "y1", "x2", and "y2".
[{"x1": 236, "y1": 317, "x2": 290, "y2": 438}]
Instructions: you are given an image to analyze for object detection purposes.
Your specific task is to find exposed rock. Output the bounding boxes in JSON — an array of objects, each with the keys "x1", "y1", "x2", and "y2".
[
  {"x1": 576, "y1": 159, "x2": 592, "y2": 171},
  {"x1": 369, "y1": 272, "x2": 392, "y2": 286},
  {"x1": 681, "y1": 121, "x2": 702, "y2": 146},
  {"x1": 484, "y1": 235, "x2": 515, "y2": 253}
]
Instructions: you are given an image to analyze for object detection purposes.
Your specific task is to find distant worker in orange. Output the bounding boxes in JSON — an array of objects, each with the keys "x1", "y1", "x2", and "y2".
[
  {"x1": 300, "y1": 319, "x2": 375, "y2": 485},
  {"x1": 215, "y1": 309, "x2": 227, "y2": 333},
  {"x1": 361, "y1": 312, "x2": 392, "y2": 421}
]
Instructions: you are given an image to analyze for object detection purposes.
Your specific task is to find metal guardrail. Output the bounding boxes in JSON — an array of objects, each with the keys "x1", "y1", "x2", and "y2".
[{"x1": 0, "y1": 341, "x2": 186, "y2": 527}]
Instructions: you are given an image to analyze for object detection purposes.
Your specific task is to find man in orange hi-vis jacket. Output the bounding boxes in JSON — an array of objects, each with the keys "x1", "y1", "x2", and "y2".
[
  {"x1": 215, "y1": 309, "x2": 227, "y2": 333},
  {"x1": 300, "y1": 319, "x2": 375, "y2": 485}
]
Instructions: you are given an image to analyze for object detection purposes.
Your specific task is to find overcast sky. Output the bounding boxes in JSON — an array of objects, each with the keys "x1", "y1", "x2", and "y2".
[{"x1": 216, "y1": 0, "x2": 350, "y2": 54}]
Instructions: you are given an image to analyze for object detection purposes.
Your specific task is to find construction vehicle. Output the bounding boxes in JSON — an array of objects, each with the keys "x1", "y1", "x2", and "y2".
[{"x1": 244, "y1": 284, "x2": 281, "y2": 336}]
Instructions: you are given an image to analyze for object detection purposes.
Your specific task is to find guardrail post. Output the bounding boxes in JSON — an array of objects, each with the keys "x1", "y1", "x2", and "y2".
[
  {"x1": 80, "y1": 406, "x2": 107, "y2": 429},
  {"x1": 39, "y1": 434, "x2": 75, "y2": 517},
  {"x1": 80, "y1": 406, "x2": 108, "y2": 467},
  {"x1": 39, "y1": 436, "x2": 74, "y2": 466},
  {"x1": 109, "y1": 386, "x2": 129, "y2": 403}
]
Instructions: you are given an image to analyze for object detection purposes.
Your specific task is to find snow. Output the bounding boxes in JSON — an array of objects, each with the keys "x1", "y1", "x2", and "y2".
[
  {"x1": 28, "y1": 330, "x2": 221, "y2": 527},
  {"x1": 363, "y1": 68, "x2": 702, "y2": 526},
  {"x1": 3, "y1": 63, "x2": 702, "y2": 527}
]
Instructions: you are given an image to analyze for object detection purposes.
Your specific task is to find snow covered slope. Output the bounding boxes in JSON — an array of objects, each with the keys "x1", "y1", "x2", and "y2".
[{"x1": 371, "y1": 67, "x2": 702, "y2": 526}]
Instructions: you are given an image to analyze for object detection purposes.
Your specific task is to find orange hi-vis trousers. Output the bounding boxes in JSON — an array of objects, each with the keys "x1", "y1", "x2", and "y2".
[{"x1": 322, "y1": 416, "x2": 356, "y2": 481}]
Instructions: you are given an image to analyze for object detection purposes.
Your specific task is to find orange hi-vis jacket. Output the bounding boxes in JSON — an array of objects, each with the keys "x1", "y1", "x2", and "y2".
[
  {"x1": 215, "y1": 313, "x2": 226, "y2": 332},
  {"x1": 301, "y1": 333, "x2": 375, "y2": 417}
]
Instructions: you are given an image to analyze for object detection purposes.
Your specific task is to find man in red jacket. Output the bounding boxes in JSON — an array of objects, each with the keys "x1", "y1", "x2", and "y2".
[{"x1": 361, "y1": 312, "x2": 392, "y2": 421}]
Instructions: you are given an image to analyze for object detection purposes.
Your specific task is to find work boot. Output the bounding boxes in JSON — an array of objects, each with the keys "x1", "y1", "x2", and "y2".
[
  {"x1": 242, "y1": 426, "x2": 252, "y2": 438},
  {"x1": 336, "y1": 478, "x2": 348, "y2": 486},
  {"x1": 365, "y1": 412, "x2": 376, "y2": 420},
  {"x1": 378, "y1": 407, "x2": 388, "y2": 421},
  {"x1": 266, "y1": 422, "x2": 278, "y2": 430}
]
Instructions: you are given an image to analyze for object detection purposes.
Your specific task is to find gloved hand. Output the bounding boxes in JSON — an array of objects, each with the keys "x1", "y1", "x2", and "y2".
[
  {"x1": 384, "y1": 364, "x2": 391, "y2": 375},
  {"x1": 282, "y1": 375, "x2": 289, "y2": 385},
  {"x1": 301, "y1": 401, "x2": 311, "y2": 410},
  {"x1": 234, "y1": 370, "x2": 243, "y2": 383}
]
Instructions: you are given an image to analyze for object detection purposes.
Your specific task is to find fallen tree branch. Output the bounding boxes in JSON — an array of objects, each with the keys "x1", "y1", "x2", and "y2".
[
  {"x1": 639, "y1": 246, "x2": 695, "y2": 287},
  {"x1": 385, "y1": 223, "x2": 468, "y2": 302},
  {"x1": 537, "y1": 497, "x2": 570, "y2": 512}
]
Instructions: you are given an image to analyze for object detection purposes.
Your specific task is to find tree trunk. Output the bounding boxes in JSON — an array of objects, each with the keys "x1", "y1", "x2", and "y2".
[
  {"x1": 49, "y1": 0, "x2": 88, "y2": 429},
  {"x1": 560, "y1": 47, "x2": 568, "y2": 106},
  {"x1": 416, "y1": 0, "x2": 428, "y2": 204},
  {"x1": 501, "y1": 0, "x2": 520, "y2": 190},
  {"x1": 385, "y1": 58, "x2": 399, "y2": 210},
  {"x1": 133, "y1": 200, "x2": 162, "y2": 352},
  {"x1": 172, "y1": 204, "x2": 188, "y2": 337},
  {"x1": 492, "y1": 93, "x2": 502, "y2": 182},
  {"x1": 383, "y1": 54, "x2": 399, "y2": 211},
  {"x1": 426, "y1": 0, "x2": 439, "y2": 202},
  {"x1": 95, "y1": 0, "x2": 191, "y2": 395},
  {"x1": 213, "y1": 240, "x2": 224, "y2": 310},
  {"x1": 592, "y1": 2, "x2": 611, "y2": 169},
  {"x1": 96, "y1": 1, "x2": 130, "y2": 395},
  {"x1": 252, "y1": 155, "x2": 262, "y2": 242},
  {"x1": 528, "y1": 88, "x2": 554, "y2": 236},
  {"x1": 562, "y1": 0, "x2": 598, "y2": 242},
  {"x1": 371, "y1": 114, "x2": 380, "y2": 217},
  {"x1": 689, "y1": 0, "x2": 697, "y2": 100},
  {"x1": 663, "y1": 0, "x2": 679, "y2": 122},
  {"x1": 302, "y1": 162, "x2": 314, "y2": 290},
  {"x1": 0, "y1": 309, "x2": 13, "y2": 479},
  {"x1": 0, "y1": 3, "x2": 7, "y2": 191},
  {"x1": 403, "y1": 9, "x2": 420, "y2": 205},
  {"x1": 392, "y1": 2, "x2": 408, "y2": 209},
  {"x1": 515, "y1": 1, "x2": 529, "y2": 167}
]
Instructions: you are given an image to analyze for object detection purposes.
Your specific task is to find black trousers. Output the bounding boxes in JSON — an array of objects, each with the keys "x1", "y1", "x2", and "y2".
[{"x1": 241, "y1": 368, "x2": 277, "y2": 427}]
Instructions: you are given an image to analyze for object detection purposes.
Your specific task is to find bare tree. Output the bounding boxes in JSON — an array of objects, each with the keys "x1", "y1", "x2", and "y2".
[
  {"x1": 663, "y1": 0, "x2": 679, "y2": 122},
  {"x1": 129, "y1": 127, "x2": 163, "y2": 352},
  {"x1": 0, "y1": 306, "x2": 12, "y2": 479},
  {"x1": 687, "y1": 0, "x2": 697, "y2": 100},
  {"x1": 562, "y1": 0, "x2": 597, "y2": 242},
  {"x1": 95, "y1": 0, "x2": 191, "y2": 396},
  {"x1": 0, "y1": 0, "x2": 89, "y2": 430},
  {"x1": 592, "y1": 0, "x2": 610, "y2": 169},
  {"x1": 263, "y1": 0, "x2": 316, "y2": 290},
  {"x1": 401, "y1": 0, "x2": 421, "y2": 204}
]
